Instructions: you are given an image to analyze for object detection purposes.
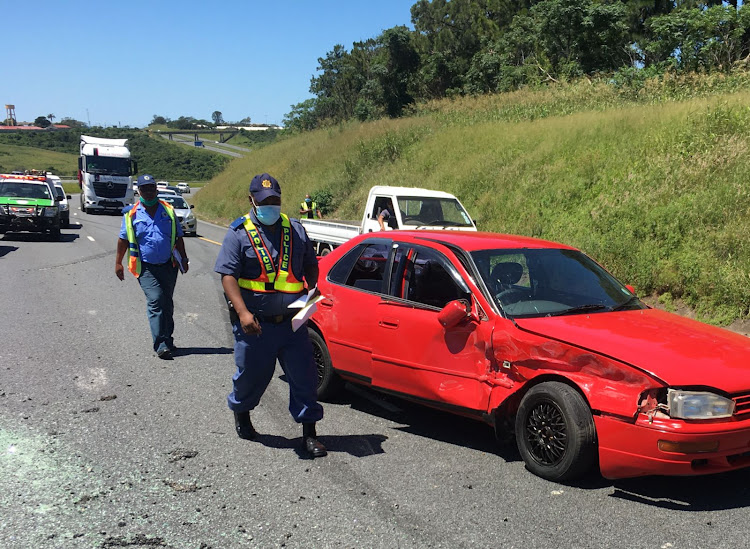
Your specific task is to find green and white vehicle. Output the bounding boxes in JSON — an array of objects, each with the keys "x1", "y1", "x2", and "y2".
[{"x1": 0, "y1": 174, "x2": 63, "y2": 240}]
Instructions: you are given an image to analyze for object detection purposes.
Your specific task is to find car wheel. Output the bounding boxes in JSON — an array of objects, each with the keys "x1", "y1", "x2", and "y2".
[
  {"x1": 515, "y1": 382, "x2": 596, "y2": 482},
  {"x1": 308, "y1": 327, "x2": 343, "y2": 400}
]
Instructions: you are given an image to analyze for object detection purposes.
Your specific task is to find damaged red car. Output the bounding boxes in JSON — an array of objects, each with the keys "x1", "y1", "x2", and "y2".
[{"x1": 308, "y1": 231, "x2": 750, "y2": 481}]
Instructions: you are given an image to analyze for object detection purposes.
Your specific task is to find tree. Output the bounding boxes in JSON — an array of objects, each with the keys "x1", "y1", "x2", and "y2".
[
  {"x1": 151, "y1": 115, "x2": 168, "y2": 125},
  {"x1": 377, "y1": 26, "x2": 420, "y2": 117},
  {"x1": 59, "y1": 117, "x2": 86, "y2": 128},
  {"x1": 47, "y1": 114, "x2": 55, "y2": 124},
  {"x1": 211, "y1": 111, "x2": 224, "y2": 125},
  {"x1": 238, "y1": 116, "x2": 252, "y2": 125},
  {"x1": 34, "y1": 116, "x2": 51, "y2": 128},
  {"x1": 283, "y1": 99, "x2": 320, "y2": 132}
]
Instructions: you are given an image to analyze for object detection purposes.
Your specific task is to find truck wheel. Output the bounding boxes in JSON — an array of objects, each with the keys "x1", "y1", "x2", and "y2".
[
  {"x1": 308, "y1": 328, "x2": 343, "y2": 400},
  {"x1": 319, "y1": 245, "x2": 332, "y2": 256},
  {"x1": 515, "y1": 382, "x2": 596, "y2": 482}
]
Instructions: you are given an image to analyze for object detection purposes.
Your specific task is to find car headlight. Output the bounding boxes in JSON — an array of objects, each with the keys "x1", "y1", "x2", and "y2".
[
  {"x1": 42, "y1": 206, "x2": 58, "y2": 217},
  {"x1": 667, "y1": 389, "x2": 735, "y2": 419},
  {"x1": 59, "y1": 203, "x2": 69, "y2": 211}
]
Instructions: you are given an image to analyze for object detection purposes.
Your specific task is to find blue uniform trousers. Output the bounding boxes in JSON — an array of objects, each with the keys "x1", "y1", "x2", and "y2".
[
  {"x1": 228, "y1": 320, "x2": 323, "y2": 423},
  {"x1": 137, "y1": 262, "x2": 179, "y2": 353}
]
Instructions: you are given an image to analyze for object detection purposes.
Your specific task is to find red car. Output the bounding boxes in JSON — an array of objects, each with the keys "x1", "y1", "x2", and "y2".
[{"x1": 308, "y1": 231, "x2": 750, "y2": 481}]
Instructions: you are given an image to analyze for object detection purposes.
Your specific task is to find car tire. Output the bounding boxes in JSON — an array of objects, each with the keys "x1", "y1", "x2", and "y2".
[
  {"x1": 515, "y1": 382, "x2": 596, "y2": 482},
  {"x1": 308, "y1": 327, "x2": 343, "y2": 400},
  {"x1": 319, "y1": 245, "x2": 332, "y2": 257}
]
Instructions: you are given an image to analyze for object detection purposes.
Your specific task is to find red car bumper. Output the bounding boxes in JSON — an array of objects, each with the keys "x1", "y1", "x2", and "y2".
[{"x1": 596, "y1": 415, "x2": 750, "y2": 479}]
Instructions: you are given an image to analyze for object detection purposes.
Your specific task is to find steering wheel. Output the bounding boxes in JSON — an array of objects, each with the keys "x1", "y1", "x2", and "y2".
[{"x1": 495, "y1": 288, "x2": 527, "y2": 305}]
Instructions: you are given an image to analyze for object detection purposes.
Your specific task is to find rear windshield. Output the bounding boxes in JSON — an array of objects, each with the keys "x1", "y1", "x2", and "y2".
[{"x1": 0, "y1": 181, "x2": 52, "y2": 200}]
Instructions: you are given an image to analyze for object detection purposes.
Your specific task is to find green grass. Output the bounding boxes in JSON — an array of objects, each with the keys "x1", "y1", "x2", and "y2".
[
  {"x1": 0, "y1": 144, "x2": 78, "y2": 177},
  {"x1": 194, "y1": 73, "x2": 750, "y2": 325}
]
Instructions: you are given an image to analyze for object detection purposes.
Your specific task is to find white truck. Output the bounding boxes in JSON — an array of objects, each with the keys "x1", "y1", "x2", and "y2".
[
  {"x1": 300, "y1": 185, "x2": 477, "y2": 255},
  {"x1": 78, "y1": 135, "x2": 138, "y2": 213}
]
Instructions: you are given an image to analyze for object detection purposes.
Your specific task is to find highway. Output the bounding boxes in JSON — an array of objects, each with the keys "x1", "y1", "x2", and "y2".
[
  {"x1": 2, "y1": 197, "x2": 750, "y2": 548},
  {"x1": 158, "y1": 133, "x2": 247, "y2": 158}
]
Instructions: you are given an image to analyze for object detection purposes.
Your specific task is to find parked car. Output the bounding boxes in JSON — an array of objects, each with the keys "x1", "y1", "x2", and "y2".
[
  {"x1": 176, "y1": 182, "x2": 190, "y2": 194},
  {"x1": 158, "y1": 194, "x2": 196, "y2": 236},
  {"x1": 53, "y1": 183, "x2": 72, "y2": 227},
  {"x1": 308, "y1": 231, "x2": 750, "y2": 482}
]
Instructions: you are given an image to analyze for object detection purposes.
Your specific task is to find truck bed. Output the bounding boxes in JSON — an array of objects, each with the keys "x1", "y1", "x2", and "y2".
[{"x1": 299, "y1": 218, "x2": 361, "y2": 245}]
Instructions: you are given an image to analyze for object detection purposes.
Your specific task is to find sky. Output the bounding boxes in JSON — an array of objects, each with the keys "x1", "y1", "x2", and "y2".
[{"x1": 7, "y1": 1, "x2": 416, "y2": 128}]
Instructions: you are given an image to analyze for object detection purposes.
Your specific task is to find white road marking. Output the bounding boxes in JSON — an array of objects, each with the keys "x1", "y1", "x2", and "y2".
[{"x1": 87, "y1": 236, "x2": 95, "y2": 242}]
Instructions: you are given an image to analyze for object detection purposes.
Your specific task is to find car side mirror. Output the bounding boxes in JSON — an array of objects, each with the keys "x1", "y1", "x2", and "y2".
[
  {"x1": 55, "y1": 196, "x2": 63, "y2": 202},
  {"x1": 190, "y1": 204, "x2": 195, "y2": 209},
  {"x1": 438, "y1": 299, "x2": 471, "y2": 329},
  {"x1": 66, "y1": 194, "x2": 72, "y2": 200}
]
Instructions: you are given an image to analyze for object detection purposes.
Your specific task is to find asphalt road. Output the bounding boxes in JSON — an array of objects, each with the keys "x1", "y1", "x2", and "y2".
[
  {"x1": 158, "y1": 134, "x2": 246, "y2": 158},
  {"x1": 2, "y1": 198, "x2": 750, "y2": 549}
]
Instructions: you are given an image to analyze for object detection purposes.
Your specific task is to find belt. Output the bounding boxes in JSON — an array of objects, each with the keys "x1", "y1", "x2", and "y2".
[{"x1": 252, "y1": 313, "x2": 295, "y2": 324}]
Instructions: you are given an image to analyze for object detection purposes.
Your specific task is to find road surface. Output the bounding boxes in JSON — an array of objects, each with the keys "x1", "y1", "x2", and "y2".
[{"x1": 2, "y1": 198, "x2": 750, "y2": 548}]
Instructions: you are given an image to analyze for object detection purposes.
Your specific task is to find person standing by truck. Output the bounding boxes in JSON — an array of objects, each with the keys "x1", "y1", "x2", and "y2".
[
  {"x1": 214, "y1": 173, "x2": 326, "y2": 458},
  {"x1": 299, "y1": 194, "x2": 322, "y2": 219},
  {"x1": 115, "y1": 174, "x2": 189, "y2": 360}
]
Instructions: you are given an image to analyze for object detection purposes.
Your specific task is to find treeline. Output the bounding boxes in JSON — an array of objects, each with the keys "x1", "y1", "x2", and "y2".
[
  {"x1": 283, "y1": 0, "x2": 750, "y2": 130},
  {"x1": 0, "y1": 128, "x2": 229, "y2": 181}
]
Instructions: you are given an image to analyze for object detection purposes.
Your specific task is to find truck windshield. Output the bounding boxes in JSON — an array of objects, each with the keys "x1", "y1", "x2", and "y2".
[
  {"x1": 398, "y1": 196, "x2": 474, "y2": 228},
  {"x1": 84, "y1": 156, "x2": 131, "y2": 176}
]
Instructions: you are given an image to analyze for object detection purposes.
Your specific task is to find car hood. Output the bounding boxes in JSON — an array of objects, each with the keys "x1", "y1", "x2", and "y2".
[
  {"x1": 514, "y1": 309, "x2": 750, "y2": 392},
  {"x1": 172, "y1": 207, "x2": 191, "y2": 216}
]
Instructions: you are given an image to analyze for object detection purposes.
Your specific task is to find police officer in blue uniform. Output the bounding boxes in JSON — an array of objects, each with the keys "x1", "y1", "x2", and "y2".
[{"x1": 214, "y1": 173, "x2": 326, "y2": 458}]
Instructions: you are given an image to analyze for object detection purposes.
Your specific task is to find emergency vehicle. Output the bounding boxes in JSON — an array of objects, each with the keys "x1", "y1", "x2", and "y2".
[{"x1": 0, "y1": 173, "x2": 63, "y2": 240}]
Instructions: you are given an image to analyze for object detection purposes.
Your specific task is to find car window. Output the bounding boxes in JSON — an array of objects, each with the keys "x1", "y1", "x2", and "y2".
[
  {"x1": 390, "y1": 245, "x2": 468, "y2": 309},
  {"x1": 55, "y1": 187, "x2": 65, "y2": 199},
  {"x1": 343, "y1": 242, "x2": 391, "y2": 292}
]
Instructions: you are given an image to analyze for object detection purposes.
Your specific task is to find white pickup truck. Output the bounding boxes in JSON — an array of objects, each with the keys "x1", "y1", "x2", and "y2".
[{"x1": 300, "y1": 185, "x2": 477, "y2": 255}]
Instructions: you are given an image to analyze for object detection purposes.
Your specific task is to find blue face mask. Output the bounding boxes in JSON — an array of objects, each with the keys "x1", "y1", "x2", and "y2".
[{"x1": 255, "y1": 205, "x2": 281, "y2": 225}]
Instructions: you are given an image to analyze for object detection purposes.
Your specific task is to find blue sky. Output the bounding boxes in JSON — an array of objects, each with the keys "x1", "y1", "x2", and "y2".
[{"x1": 7, "y1": 1, "x2": 415, "y2": 128}]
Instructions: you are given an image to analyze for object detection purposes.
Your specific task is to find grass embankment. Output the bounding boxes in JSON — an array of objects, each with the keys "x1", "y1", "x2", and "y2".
[
  {"x1": 194, "y1": 75, "x2": 750, "y2": 325},
  {"x1": 0, "y1": 144, "x2": 78, "y2": 176}
]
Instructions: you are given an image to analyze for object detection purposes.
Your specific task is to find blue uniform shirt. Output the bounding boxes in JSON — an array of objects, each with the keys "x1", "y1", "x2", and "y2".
[
  {"x1": 214, "y1": 211, "x2": 316, "y2": 316},
  {"x1": 119, "y1": 203, "x2": 184, "y2": 264}
]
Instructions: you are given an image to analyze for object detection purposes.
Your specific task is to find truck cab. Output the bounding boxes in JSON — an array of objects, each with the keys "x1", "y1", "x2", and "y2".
[{"x1": 79, "y1": 135, "x2": 137, "y2": 214}]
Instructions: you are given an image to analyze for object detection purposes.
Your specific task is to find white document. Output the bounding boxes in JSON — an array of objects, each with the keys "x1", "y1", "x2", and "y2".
[
  {"x1": 289, "y1": 288, "x2": 325, "y2": 332},
  {"x1": 172, "y1": 248, "x2": 187, "y2": 273}
]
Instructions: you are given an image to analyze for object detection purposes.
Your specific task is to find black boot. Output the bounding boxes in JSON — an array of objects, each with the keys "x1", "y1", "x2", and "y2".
[
  {"x1": 234, "y1": 411, "x2": 258, "y2": 440},
  {"x1": 302, "y1": 423, "x2": 327, "y2": 458}
]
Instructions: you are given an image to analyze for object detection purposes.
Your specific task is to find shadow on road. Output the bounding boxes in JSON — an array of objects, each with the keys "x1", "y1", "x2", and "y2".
[
  {"x1": 1, "y1": 232, "x2": 79, "y2": 243},
  {"x1": 249, "y1": 432, "x2": 388, "y2": 459},
  {"x1": 174, "y1": 346, "x2": 234, "y2": 356},
  {"x1": 0, "y1": 244, "x2": 19, "y2": 257}
]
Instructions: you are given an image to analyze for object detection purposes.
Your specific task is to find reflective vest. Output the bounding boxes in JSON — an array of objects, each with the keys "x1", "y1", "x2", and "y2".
[
  {"x1": 125, "y1": 200, "x2": 177, "y2": 277},
  {"x1": 237, "y1": 213, "x2": 304, "y2": 293},
  {"x1": 301, "y1": 201, "x2": 318, "y2": 217}
]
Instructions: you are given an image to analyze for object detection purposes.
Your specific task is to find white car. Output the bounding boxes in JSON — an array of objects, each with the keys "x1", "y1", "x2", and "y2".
[
  {"x1": 176, "y1": 182, "x2": 190, "y2": 194},
  {"x1": 51, "y1": 180, "x2": 71, "y2": 227},
  {"x1": 158, "y1": 194, "x2": 197, "y2": 236}
]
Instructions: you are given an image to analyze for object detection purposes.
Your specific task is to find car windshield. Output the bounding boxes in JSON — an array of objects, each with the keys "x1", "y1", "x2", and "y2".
[
  {"x1": 84, "y1": 155, "x2": 131, "y2": 176},
  {"x1": 0, "y1": 181, "x2": 51, "y2": 199},
  {"x1": 397, "y1": 196, "x2": 474, "y2": 227},
  {"x1": 159, "y1": 195, "x2": 188, "y2": 209},
  {"x1": 471, "y1": 248, "x2": 645, "y2": 318}
]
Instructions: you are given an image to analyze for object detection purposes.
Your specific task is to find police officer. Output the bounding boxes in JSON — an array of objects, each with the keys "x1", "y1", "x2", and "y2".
[
  {"x1": 214, "y1": 173, "x2": 326, "y2": 458},
  {"x1": 115, "y1": 174, "x2": 189, "y2": 359},
  {"x1": 299, "y1": 194, "x2": 322, "y2": 219}
]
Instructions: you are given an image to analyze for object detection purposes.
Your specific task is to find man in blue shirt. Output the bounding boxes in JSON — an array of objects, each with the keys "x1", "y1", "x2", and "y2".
[
  {"x1": 115, "y1": 174, "x2": 189, "y2": 359},
  {"x1": 214, "y1": 173, "x2": 326, "y2": 458}
]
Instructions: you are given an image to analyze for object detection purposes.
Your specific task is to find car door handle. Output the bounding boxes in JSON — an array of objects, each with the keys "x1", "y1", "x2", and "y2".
[
  {"x1": 378, "y1": 317, "x2": 399, "y2": 329},
  {"x1": 318, "y1": 299, "x2": 334, "y2": 309}
]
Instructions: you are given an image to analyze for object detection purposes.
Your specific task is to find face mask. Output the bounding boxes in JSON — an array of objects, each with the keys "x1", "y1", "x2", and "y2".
[
  {"x1": 305, "y1": 198, "x2": 312, "y2": 204},
  {"x1": 140, "y1": 196, "x2": 159, "y2": 207},
  {"x1": 255, "y1": 205, "x2": 281, "y2": 225}
]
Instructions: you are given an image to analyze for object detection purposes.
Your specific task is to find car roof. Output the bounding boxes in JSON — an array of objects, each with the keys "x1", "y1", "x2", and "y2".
[{"x1": 350, "y1": 230, "x2": 578, "y2": 252}]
